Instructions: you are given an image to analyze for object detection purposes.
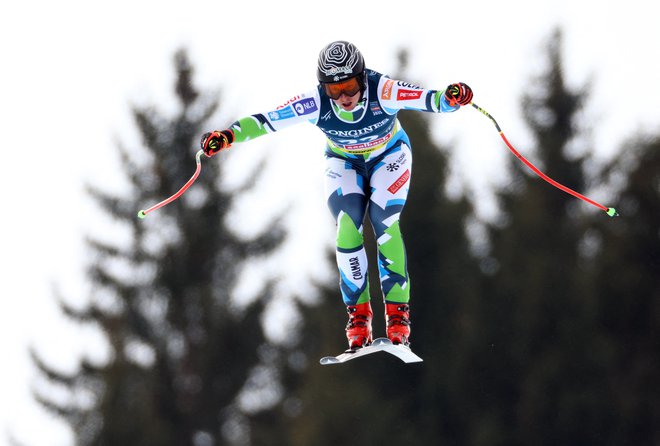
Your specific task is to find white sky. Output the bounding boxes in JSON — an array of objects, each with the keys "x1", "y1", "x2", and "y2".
[{"x1": 1, "y1": 0, "x2": 659, "y2": 444}]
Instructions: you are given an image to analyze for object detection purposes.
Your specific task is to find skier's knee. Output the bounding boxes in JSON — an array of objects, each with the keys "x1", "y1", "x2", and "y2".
[{"x1": 336, "y1": 212, "x2": 363, "y2": 249}]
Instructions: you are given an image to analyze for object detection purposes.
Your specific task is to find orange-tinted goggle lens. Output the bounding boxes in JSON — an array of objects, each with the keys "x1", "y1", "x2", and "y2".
[{"x1": 324, "y1": 77, "x2": 361, "y2": 99}]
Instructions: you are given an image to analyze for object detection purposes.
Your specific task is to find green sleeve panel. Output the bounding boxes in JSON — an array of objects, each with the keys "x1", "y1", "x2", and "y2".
[
  {"x1": 434, "y1": 90, "x2": 460, "y2": 113},
  {"x1": 229, "y1": 114, "x2": 273, "y2": 143}
]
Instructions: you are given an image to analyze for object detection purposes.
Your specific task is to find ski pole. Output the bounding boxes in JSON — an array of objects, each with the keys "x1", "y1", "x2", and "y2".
[
  {"x1": 470, "y1": 102, "x2": 618, "y2": 217},
  {"x1": 137, "y1": 149, "x2": 205, "y2": 219}
]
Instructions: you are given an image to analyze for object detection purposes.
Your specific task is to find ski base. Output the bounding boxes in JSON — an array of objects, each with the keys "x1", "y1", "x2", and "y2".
[{"x1": 320, "y1": 337, "x2": 423, "y2": 365}]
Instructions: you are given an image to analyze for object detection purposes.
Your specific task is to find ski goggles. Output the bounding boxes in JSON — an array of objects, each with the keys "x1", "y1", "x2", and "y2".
[{"x1": 323, "y1": 77, "x2": 362, "y2": 100}]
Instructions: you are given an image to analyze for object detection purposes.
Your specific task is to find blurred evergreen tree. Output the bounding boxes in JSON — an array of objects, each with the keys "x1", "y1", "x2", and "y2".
[
  {"x1": 587, "y1": 134, "x2": 660, "y2": 444},
  {"x1": 31, "y1": 49, "x2": 289, "y2": 446},
  {"x1": 476, "y1": 29, "x2": 611, "y2": 445}
]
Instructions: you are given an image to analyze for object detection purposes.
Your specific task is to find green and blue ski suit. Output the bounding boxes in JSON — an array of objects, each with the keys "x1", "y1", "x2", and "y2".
[{"x1": 222, "y1": 69, "x2": 459, "y2": 306}]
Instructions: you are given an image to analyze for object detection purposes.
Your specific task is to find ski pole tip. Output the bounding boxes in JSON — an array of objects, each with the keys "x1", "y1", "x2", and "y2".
[
  {"x1": 137, "y1": 210, "x2": 147, "y2": 219},
  {"x1": 606, "y1": 207, "x2": 619, "y2": 217}
]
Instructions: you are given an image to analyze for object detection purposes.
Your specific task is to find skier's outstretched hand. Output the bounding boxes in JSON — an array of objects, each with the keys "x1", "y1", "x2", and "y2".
[
  {"x1": 444, "y1": 82, "x2": 473, "y2": 107},
  {"x1": 201, "y1": 130, "x2": 234, "y2": 157}
]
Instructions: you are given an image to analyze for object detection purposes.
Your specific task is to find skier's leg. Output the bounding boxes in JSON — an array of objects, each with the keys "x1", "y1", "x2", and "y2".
[
  {"x1": 324, "y1": 155, "x2": 370, "y2": 306},
  {"x1": 368, "y1": 143, "x2": 412, "y2": 345},
  {"x1": 368, "y1": 142, "x2": 412, "y2": 304},
  {"x1": 325, "y1": 155, "x2": 373, "y2": 348}
]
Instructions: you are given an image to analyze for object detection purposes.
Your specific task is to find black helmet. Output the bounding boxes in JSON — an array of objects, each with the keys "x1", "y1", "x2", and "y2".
[{"x1": 317, "y1": 41, "x2": 365, "y2": 84}]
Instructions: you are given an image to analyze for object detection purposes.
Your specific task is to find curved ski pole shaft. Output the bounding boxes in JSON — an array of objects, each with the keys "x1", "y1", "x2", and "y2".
[
  {"x1": 137, "y1": 150, "x2": 205, "y2": 219},
  {"x1": 470, "y1": 103, "x2": 618, "y2": 217}
]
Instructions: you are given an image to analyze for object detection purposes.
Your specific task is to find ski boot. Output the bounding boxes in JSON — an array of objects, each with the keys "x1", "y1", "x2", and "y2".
[
  {"x1": 346, "y1": 302, "x2": 373, "y2": 349},
  {"x1": 385, "y1": 302, "x2": 411, "y2": 346}
]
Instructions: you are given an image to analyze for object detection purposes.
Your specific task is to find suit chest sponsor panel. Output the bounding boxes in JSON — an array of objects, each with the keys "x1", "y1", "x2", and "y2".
[
  {"x1": 338, "y1": 131, "x2": 394, "y2": 153},
  {"x1": 323, "y1": 114, "x2": 397, "y2": 153}
]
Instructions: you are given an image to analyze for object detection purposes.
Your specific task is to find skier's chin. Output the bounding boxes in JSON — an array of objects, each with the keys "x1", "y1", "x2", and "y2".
[
  {"x1": 333, "y1": 93, "x2": 360, "y2": 111},
  {"x1": 340, "y1": 102, "x2": 356, "y2": 111}
]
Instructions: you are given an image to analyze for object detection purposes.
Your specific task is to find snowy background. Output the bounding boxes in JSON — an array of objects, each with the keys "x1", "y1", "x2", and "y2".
[{"x1": 1, "y1": 0, "x2": 659, "y2": 444}]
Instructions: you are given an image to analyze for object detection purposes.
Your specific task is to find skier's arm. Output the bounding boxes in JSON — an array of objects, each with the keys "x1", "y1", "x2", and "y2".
[
  {"x1": 377, "y1": 77, "x2": 473, "y2": 114},
  {"x1": 201, "y1": 91, "x2": 321, "y2": 157}
]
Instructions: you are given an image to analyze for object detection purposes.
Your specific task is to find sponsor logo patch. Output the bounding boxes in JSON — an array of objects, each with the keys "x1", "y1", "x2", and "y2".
[
  {"x1": 349, "y1": 256, "x2": 363, "y2": 280},
  {"x1": 397, "y1": 81, "x2": 421, "y2": 89},
  {"x1": 293, "y1": 97, "x2": 318, "y2": 116},
  {"x1": 268, "y1": 106, "x2": 295, "y2": 121},
  {"x1": 397, "y1": 89, "x2": 423, "y2": 100},
  {"x1": 386, "y1": 162, "x2": 399, "y2": 172},
  {"x1": 370, "y1": 101, "x2": 383, "y2": 115},
  {"x1": 277, "y1": 96, "x2": 301, "y2": 110},
  {"x1": 382, "y1": 79, "x2": 394, "y2": 100},
  {"x1": 388, "y1": 169, "x2": 410, "y2": 194},
  {"x1": 340, "y1": 132, "x2": 393, "y2": 152}
]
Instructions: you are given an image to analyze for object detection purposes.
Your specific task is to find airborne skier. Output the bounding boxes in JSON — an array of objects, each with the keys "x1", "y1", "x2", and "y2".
[{"x1": 200, "y1": 40, "x2": 473, "y2": 349}]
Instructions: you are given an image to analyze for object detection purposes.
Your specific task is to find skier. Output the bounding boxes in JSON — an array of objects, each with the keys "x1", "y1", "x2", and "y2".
[{"x1": 201, "y1": 40, "x2": 473, "y2": 349}]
